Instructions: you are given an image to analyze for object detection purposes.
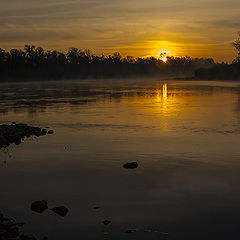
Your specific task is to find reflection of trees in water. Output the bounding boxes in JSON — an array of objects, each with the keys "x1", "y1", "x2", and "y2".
[
  {"x1": 228, "y1": 87, "x2": 240, "y2": 134},
  {"x1": 0, "y1": 84, "x2": 98, "y2": 116},
  {"x1": 0, "y1": 83, "x2": 217, "y2": 117}
]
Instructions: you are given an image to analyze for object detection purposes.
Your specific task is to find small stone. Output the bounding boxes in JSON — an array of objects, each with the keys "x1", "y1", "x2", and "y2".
[
  {"x1": 30, "y1": 200, "x2": 48, "y2": 214},
  {"x1": 93, "y1": 206, "x2": 101, "y2": 209},
  {"x1": 47, "y1": 130, "x2": 54, "y2": 134},
  {"x1": 123, "y1": 162, "x2": 138, "y2": 169},
  {"x1": 50, "y1": 206, "x2": 68, "y2": 217},
  {"x1": 102, "y1": 220, "x2": 111, "y2": 226}
]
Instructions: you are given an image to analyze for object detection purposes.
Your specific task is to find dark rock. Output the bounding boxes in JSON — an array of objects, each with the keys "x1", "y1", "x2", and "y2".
[
  {"x1": 93, "y1": 206, "x2": 101, "y2": 209},
  {"x1": 16, "y1": 124, "x2": 28, "y2": 128},
  {"x1": 41, "y1": 129, "x2": 47, "y2": 135},
  {"x1": 47, "y1": 130, "x2": 54, "y2": 134},
  {"x1": 14, "y1": 137, "x2": 21, "y2": 145},
  {"x1": 0, "y1": 213, "x2": 26, "y2": 240},
  {"x1": 0, "y1": 135, "x2": 9, "y2": 149},
  {"x1": 30, "y1": 200, "x2": 48, "y2": 214},
  {"x1": 123, "y1": 162, "x2": 138, "y2": 169},
  {"x1": 0, "y1": 123, "x2": 52, "y2": 149},
  {"x1": 102, "y1": 220, "x2": 111, "y2": 226},
  {"x1": 50, "y1": 206, "x2": 68, "y2": 217}
]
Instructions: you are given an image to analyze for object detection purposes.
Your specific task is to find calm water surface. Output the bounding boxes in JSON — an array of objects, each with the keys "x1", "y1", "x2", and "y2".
[{"x1": 1, "y1": 79, "x2": 240, "y2": 240}]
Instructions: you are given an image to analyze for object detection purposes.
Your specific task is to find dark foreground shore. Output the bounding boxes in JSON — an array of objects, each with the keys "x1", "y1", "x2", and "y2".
[
  {"x1": 0, "y1": 123, "x2": 53, "y2": 149},
  {"x1": 0, "y1": 124, "x2": 55, "y2": 239},
  {"x1": 0, "y1": 211, "x2": 41, "y2": 240}
]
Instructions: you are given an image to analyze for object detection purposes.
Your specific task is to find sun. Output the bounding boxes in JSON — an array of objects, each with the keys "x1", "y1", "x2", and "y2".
[
  {"x1": 161, "y1": 56, "x2": 167, "y2": 62},
  {"x1": 159, "y1": 51, "x2": 169, "y2": 62}
]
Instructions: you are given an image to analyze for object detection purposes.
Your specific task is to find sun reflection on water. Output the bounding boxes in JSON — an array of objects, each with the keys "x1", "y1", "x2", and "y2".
[
  {"x1": 163, "y1": 83, "x2": 168, "y2": 101},
  {"x1": 129, "y1": 83, "x2": 197, "y2": 131},
  {"x1": 156, "y1": 83, "x2": 168, "y2": 106}
]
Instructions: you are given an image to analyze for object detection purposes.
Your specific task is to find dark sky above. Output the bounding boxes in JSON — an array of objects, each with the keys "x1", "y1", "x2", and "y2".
[{"x1": 1, "y1": 0, "x2": 240, "y2": 61}]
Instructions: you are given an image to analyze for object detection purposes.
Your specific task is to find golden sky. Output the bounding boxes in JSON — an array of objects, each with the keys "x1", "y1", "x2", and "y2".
[{"x1": 0, "y1": 0, "x2": 240, "y2": 62}]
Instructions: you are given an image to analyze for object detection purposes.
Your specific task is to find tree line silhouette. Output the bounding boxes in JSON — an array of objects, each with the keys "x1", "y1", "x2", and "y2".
[
  {"x1": 195, "y1": 33, "x2": 240, "y2": 80},
  {"x1": 0, "y1": 45, "x2": 216, "y2": 81}
]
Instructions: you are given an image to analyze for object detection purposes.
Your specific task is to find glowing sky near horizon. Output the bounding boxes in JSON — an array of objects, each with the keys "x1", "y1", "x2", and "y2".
[{"x1": 0, "y1": 0, "x2": 240, "y2": 62}]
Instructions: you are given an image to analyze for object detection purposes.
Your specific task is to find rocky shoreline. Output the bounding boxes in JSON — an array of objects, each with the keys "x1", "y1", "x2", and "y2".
[
  {"x1": 0, "y1": 123, "x2": 53, "y2": 149},
  {"x1": 0, "y1": 211, "x2": 45, "y2": 240}
]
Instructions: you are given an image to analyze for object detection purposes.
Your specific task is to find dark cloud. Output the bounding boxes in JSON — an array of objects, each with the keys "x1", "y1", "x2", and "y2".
[{"x1": 209, "y1": 19, "x2": 240, "y2": 29}]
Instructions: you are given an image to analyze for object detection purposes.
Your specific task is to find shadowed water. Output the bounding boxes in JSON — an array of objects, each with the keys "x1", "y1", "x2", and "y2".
[{"x1": 1, "y1": 79, "x2": 240, "y2": 240}]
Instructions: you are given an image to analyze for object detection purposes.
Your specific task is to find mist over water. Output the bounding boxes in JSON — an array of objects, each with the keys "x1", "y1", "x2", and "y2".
[{"x1": 1, "y1": 79, "x2": 240, "y2": 240}]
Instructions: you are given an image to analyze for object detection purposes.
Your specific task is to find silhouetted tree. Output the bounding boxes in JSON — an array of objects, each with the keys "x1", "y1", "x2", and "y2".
[
  {"x1": 233, "y1": 32, "x2": 240, "y2": 64},
  {"x1": 0, "y1": 45, "x2": 218, "y2": 81},
  {"x1": 195, "y1": 33, "x2": 240, "y2": 80}
]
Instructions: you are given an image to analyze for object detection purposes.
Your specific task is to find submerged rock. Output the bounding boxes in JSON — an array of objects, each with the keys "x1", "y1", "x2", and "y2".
[
  {"x1": 50, "y1": 206, "x2": 68, "y2": 217},
  {"x1": 123, "y1": 162, "x2": 138, "y2": 169},
  {"x1": 30, "y1": 200, "x2": 48, "y2": 214},
  {"x1": 0, "y1": 211, "x2": 27, "y2": 240},
  {"x1": 0, "y1": 211, "x2": 47, "y2": 240},
  {"x1": 102, "y1": 220, "x2": 111, "y2": 226}
]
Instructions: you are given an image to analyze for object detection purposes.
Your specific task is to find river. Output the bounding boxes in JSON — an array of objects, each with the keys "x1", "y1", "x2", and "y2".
[{"x1": 1, "y1": 79, "x2": 240, "y2": 240}]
